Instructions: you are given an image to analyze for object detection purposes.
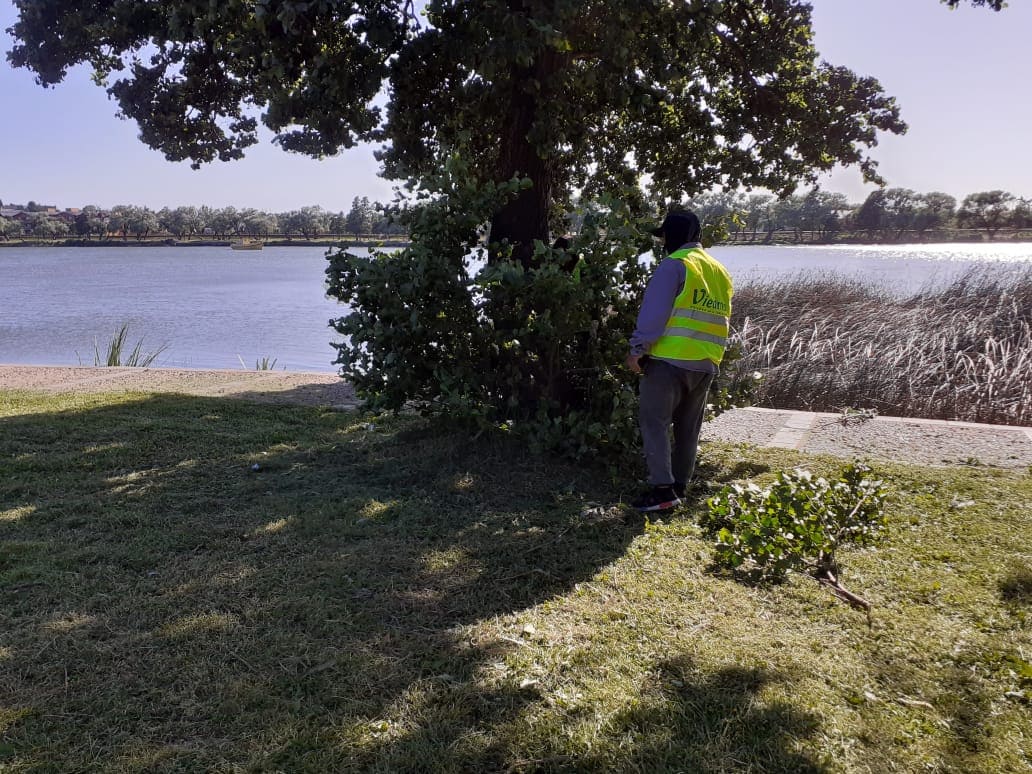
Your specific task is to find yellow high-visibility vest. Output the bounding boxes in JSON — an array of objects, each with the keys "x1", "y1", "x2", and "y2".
[{"x1": 649, "y1": 247, "x2": 733, "y2": 366}]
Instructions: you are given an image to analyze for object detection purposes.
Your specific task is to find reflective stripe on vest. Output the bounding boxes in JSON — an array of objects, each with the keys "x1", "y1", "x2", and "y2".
[
  {"x1": 670, "y1": 308, "x2": 729, "y2": 326},
  {"x1": 660, "y1": 327, "x2": 727, "y2": 348},
  {"x1": 648, "y1": 247, "x2": 733, "y2": 365}
]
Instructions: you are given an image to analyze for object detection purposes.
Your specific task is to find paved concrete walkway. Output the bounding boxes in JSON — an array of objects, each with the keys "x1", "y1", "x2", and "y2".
[
  {"x1": 2, "y1": 365, "x2": 1030, "y2": 469},
  {"x1": 702, "y1": 406, "x2": 1032, "y2": 470}
]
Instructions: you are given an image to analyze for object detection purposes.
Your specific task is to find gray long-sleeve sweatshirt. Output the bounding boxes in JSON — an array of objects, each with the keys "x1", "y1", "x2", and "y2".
[{"x1": 628, "y1": 243, "x2": 718, "y2": 374}]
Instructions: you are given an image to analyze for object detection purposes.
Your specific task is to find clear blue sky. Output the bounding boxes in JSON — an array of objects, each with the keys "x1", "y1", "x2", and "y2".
[{"x1": 1, "y1": 0, "x2": 1029, "y2": 212}]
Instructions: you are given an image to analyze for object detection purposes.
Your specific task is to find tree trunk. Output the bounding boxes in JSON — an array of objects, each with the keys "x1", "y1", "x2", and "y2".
[{"x1": 486, "y1": 41, "x2": 562, "y2": 268}]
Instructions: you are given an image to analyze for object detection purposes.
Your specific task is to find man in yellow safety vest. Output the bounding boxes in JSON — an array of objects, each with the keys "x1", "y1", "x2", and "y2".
[{"x1": 625, "y1": 210, "x2": 734, "y2": 512}]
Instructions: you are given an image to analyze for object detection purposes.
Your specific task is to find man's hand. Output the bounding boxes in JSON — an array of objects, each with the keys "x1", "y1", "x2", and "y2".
[{"x1": 625, "y1": 353, "x2": 643, "y2": 374}]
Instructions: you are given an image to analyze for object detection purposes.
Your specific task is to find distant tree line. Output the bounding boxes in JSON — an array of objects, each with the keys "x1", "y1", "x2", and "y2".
[
  {"x1": 686, "y1": 188, "x2": 1032, "y2": 243},
  {"x1": 3, "y1": 188, "x2": 1030, "y2": 244},
  {"x1": 0, "y1": 196, "x2": 405, "y2": 242}
]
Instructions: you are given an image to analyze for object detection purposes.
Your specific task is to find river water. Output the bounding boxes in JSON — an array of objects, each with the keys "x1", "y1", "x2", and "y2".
[{"x1": 1, "y1": 242, "x2": 1029, "y2": 373}]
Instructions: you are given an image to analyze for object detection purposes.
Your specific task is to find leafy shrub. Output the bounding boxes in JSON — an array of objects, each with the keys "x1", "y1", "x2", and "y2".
[
  {"x1": 707, "y1": 464, "x2": 887, "y2": 582},
  {"x1": 326, "y1": 155, "x2": 753, "y2": 464}
]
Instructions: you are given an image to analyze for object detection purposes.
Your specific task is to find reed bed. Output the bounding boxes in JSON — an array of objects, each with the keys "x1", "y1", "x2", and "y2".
[{"x1": 730, "y1": 268, "x2": 1032, "y2": 425}]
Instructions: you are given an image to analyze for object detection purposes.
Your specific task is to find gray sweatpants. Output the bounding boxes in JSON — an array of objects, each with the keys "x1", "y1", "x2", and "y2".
[{"x1": 639, "y1": 359, "x2": 714, "y2": 486}]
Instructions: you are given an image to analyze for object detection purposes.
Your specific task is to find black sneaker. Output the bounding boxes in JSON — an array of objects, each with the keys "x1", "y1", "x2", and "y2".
[
  {"x1": 673, "y1": 482, "x2": 687, "y2": 499},
  {"x1": 631, "y1": 486, "x2": 681, "y2": 513}
]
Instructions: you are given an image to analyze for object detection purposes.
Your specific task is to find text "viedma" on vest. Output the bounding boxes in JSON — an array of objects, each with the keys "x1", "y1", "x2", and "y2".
[{"x1": 692, "y1": 288, "x2": 729, "y2": 313}]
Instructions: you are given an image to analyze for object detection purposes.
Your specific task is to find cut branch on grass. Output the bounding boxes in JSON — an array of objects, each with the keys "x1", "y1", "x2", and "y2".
[
  {"x1": 815, "y1": 566, "x2": 873, "y2": 628},
  {"x1": 708, "y1": 464, "x2": 887, "y2": 623}
]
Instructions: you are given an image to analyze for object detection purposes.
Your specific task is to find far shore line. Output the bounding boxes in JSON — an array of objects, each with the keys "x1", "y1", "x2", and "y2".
[
  {"x1": 2, "y1": 233, "x2": 1032, "y2": 249},
  {"x1": 0, "y1": 238, "x2": 411, "y2": 249}
]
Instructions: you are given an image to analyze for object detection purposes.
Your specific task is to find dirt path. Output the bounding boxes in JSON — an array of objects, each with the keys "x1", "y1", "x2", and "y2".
[{"x1": 0, "y1": 365, "x2": 358, "y2": 409}]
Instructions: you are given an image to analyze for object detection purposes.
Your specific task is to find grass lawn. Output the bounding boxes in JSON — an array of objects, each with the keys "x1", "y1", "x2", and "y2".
[{"x1": 1, "y1": 391, "x2": 1030, "y2": 772}]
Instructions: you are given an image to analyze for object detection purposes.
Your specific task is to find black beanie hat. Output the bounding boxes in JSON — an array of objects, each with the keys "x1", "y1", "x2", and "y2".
[{"x1": 650, "y1": 209, "x2": 702, "y2": 250}]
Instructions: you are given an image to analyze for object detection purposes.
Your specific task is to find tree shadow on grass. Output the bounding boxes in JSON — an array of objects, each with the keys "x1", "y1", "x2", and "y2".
[
  {"x1": 229, "y1": 378, "x2": 358, "y2": 408},
  {"x1": 0, "y1": 394, "x2": 644, "y2": 770},
  {"x1": 854, "y1": 639, "x2": 1013, "y2": 773},
  {"x1": 354, "y1": 661, "x2": 826, "y2": 773},
  {"x1": 499, "y1": 660, "x2": 825, "y2": 773},
  {"x1": 999, "y1": 563, "x2": 1032, "y2": 605}
]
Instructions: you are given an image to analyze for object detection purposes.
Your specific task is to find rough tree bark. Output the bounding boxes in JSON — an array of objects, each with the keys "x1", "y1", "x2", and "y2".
[{"x1": 486, "y1": 35, "x2": 563, "y2": 267}]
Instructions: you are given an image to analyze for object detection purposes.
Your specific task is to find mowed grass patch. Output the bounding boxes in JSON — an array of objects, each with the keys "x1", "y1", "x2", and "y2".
[{"x1": 0, "y1": 390, "x2": 1029, "y2": 772}]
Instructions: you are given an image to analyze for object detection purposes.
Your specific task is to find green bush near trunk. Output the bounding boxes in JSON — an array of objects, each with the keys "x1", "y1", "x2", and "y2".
[{"x1": 326, "y1": 161, "x2": 752, "y2": 464}]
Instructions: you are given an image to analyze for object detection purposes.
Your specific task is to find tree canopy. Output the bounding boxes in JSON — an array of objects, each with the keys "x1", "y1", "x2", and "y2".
[
  {"x1": 9, "y1": 0, "x2": 1004, "y2": 257},
  {"x1": 958, "y1": 190, "x2": 1018, "y2": 239}
]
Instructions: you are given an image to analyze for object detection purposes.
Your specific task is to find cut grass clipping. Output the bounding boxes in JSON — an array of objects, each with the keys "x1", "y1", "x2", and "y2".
[{"x1": 1, "y1": 390, "x2": 1030, "y2": 772}]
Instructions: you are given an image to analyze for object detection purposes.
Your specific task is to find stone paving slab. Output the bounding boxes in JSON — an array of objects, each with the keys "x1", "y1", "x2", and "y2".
[
  {"x1": 703, "y1": 406, "x2": 1032, "y2": 469},
  {"x1": 3, "y1": 365, "x2": 1030, "y2": 469}
]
